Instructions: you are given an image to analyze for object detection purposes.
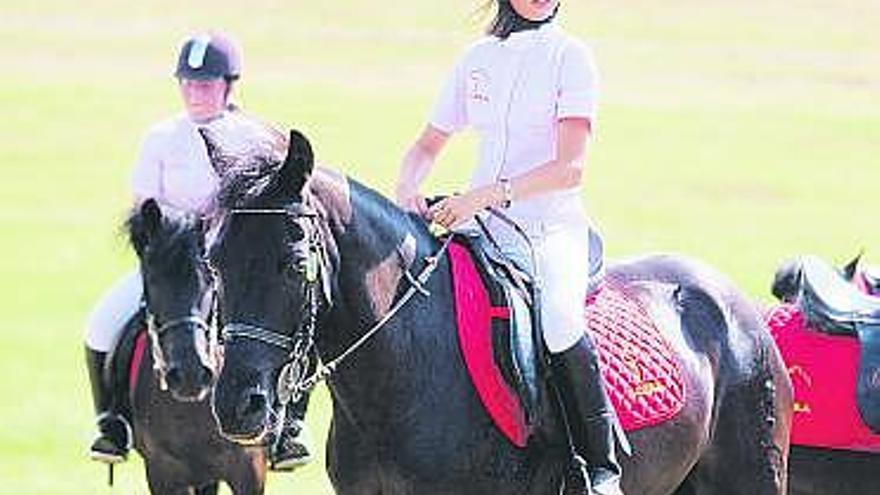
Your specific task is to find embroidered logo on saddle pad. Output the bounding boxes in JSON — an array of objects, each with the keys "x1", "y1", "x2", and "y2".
[
  {"x1": 767, "y1": 304, "x2": 880, "y2": 453},
  {"x1": 449, "y1": 243, "x2": 686, "y2": 447}
]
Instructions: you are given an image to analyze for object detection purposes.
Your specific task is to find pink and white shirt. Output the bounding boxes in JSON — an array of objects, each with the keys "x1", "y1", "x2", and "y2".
[
  {"x1": 131, "y1": 110, "x2": 272, "y2": 214},
  {"x1": 430, "y1": 23, "x2": 599, "y2": 228}
]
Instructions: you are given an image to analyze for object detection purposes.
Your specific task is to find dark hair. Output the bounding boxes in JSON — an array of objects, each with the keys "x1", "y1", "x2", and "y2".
[{"x1": 485, "y1": 1, "x2": 559, "y2": 39}]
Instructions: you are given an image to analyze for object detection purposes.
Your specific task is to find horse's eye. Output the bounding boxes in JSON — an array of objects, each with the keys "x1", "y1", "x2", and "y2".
[
  {"x1": 294, "y1": 257, "x2": 309, "y2": 275},
  {"x1": 278, "y1": 256, "x2": 305, "y2": 277},
  {"x1": 286, "y1": 223, "x2": 306, "y2": 243}
]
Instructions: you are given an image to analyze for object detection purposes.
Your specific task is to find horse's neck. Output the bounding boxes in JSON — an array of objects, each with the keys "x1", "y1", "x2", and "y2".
[
  {"x1": 312, "y1": 175, "x2": 459, "y2": 419},
  {"x1": 310, "y1": 173, "x2": 439, "y2": 326}
]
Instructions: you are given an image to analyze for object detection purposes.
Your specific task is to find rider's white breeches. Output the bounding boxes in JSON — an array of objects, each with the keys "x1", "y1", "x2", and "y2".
[
  {"x1": 486, "y1": 217, "x2": 599, "y2": 354},
  {"x1": 84, "y1": 270, "x2": 142, "y2": 352}
]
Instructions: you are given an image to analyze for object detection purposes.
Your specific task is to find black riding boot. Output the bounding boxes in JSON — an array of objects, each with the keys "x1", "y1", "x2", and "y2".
[
  {"x1": 553, "y1": 336, "x2": 624, "y2": 495},
  {"x1": 269, "y1": 389, "x2": 314, "y2": 471},
  {"x1": 85, "y1": 346, "x2": 131, "y2": 463}
]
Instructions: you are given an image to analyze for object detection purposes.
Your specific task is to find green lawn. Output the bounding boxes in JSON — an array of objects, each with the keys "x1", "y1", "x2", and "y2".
[{"x1": 0, "y1": 0, "x2": 877, "y2": 493}]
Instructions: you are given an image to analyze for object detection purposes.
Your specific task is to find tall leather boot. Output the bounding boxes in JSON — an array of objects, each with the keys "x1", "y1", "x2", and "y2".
[
  {"x1": 85, "y1": 346, "x2": 131, "y2": 463},
  {"x1": 269, "y1": 389, "x2": 314, "y2": 471},
  {"x1": 553, "y1": 336, "x2": 624, "y2": 495}
]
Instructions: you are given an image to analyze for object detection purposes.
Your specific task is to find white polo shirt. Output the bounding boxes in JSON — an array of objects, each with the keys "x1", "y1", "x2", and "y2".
[
  {"x1": 131, "y1": 110, "x2": 272, "y2": 214},
  {"x1": 430, "y1": 23, "x2": 599, "y2": 228}
]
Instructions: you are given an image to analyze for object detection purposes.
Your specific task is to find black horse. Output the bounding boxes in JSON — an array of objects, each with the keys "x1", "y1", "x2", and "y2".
[
  {"x1": 207, "y1": 129, "x2": 792, "y2": 494},
  {"x1": 124, "y1": 199, "x2": 266, "y2": 494}
]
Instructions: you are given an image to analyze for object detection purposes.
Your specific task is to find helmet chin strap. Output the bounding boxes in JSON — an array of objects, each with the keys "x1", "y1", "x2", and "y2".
[{"x1": 493, "y1": 2, "x2": 559, "y2": 38}]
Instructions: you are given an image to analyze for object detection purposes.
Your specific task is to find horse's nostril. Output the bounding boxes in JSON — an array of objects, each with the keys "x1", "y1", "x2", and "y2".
[
  {"x1": 165, "y1": 366, "x2": 182, "y2": 389},
  {"x1": 237, "y1": 387, "x2": 268, "y2": 421}
]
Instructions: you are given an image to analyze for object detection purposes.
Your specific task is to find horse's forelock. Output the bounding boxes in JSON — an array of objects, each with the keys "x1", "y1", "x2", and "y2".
[
  {"x1": 216, "y1": 149, "x2": 298, "y2": 210},
  {"x1": 127, "y1": 204, "x2": 202, "y2": 262}
]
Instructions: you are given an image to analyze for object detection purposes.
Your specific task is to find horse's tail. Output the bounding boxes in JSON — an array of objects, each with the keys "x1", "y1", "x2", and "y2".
[{"x1": 670, "y1": 261, "x2": 792, "y2": 493}]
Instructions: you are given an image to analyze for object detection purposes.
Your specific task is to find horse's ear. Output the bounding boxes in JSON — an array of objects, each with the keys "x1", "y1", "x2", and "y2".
[
  {"x1": 142, "y1": 198, "x2": 163, "y2": 237},
  {"x1": 130, "y1": 198, "x2": 162, "y2": 255},
  {"x1": 276, "y1": 129, "x2": 314, "y2": 198}
]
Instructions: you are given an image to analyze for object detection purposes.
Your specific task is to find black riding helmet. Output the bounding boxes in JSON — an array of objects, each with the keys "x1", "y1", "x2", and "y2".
[{"x1": 175, "y1": 33, "x2": 241, "y2": 81}]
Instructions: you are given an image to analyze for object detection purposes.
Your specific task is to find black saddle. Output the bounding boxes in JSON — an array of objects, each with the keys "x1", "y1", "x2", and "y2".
[
  {"x1": 798, "y1": 256, "x2": 880, "y2": 335},
  {"x1": 781, "y1": 255, "x2": 880, "y2": 433}
]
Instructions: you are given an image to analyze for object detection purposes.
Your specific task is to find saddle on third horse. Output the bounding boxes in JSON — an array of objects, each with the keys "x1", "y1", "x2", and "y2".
[{"x1": 771, "y1": 255, "x2": 880, "y2": 433}]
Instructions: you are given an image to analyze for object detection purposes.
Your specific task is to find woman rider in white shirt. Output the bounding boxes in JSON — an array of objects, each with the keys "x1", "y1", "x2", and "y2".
[
  {"x1": 396, "y1": 1, "x2": 623, "y2": 493},
  {"x1": 84, "y1": 32, "x2": 312, "y2": 471}
]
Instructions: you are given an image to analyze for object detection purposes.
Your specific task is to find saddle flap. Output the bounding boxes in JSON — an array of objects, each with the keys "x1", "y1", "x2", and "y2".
[
  {"x1": 508, "y1": 282, "x2": 540, "y2": 418},
  {"x1": 856, "y1": 323, "x2": 880, "y2": 433},
  {"x1": 103, "y1": 307, "x2": 147, "y2": 418},
  {"x1": 455, "y1": 234, "x2": 542, "y2": 418},
  {"x1": 449, "y1": 237, "x2": 542, "y2": 446}
]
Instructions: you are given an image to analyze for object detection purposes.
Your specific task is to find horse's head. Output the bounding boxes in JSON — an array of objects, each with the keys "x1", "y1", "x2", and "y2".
[
  {"x1": 128, "y1": 199, "x2": 217, "y2": 402},
  {"x1": 208, "y1": 128, "x2": 330, "y2": 443}
]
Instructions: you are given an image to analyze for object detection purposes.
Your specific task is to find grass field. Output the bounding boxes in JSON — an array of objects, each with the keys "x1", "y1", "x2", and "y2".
[{"x1": 0, "y1": 0, "x2": 877, "y2": 493}]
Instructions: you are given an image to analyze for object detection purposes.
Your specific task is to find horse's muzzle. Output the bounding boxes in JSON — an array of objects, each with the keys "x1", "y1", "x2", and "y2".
[
  {"x1": 213, "y1": 384, "x2": 273, "y2": 443},
  {"x1": 164, "y1": 361, "x2": 215, "y2": 403}
]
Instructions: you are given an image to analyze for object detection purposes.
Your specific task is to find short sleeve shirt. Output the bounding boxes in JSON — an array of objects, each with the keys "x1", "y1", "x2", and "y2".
[
  {"x1": 430, "y1": 23, "x2": 599, "y2": 225},
  {"x1": 130, "y1": 110, "x2": 272, "y2": 214}
]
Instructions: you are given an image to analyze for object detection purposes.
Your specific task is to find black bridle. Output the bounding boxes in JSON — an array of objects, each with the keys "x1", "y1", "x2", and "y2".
[
  {"x1": 214, "y1": 200, "x2": 453, "y2": 412},
  {"x1": 216, "y1": 202, "x2": 330, "y2": 409}
]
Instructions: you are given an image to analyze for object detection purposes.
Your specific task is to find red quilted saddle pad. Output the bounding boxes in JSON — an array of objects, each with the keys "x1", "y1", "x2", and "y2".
[
  {"x1": 586, "y1": 282, "x2": 686, "y2": 431},
  {"x1": 766, "y1": 304, "x2": 880, "y2": 452}
]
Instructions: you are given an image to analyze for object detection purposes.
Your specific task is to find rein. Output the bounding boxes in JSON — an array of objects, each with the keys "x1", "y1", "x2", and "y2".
[
  {"x1": 217, "y1": 203, "x2": 454, "y2": 408},
  {"x1": 286, "y1": 233, "x2": 454, "y2": 403}
]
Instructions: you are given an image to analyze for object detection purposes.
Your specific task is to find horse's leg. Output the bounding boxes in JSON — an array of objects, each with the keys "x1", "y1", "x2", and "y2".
[
  {"x1": 670, "y1": 477, "x2": 696, "y2": 495},
  {"x1": 144, "y1": 460, "x2": 192, "y2": 495},
  {"x1": 789, "y1": 446, "x2": 880, "y2": 495},
  {"x1": 686, "y1": 344, "x2": 791, "y2": 495},
  {"x1": 326, "y1": 413, "x2": 382, "y2": 494},
  {"x1": 224, "y1": 450, "x2": 267, "y2": 495},
  {"x1": 194, "y1": 482, "x2": 219, "y2": 495}
]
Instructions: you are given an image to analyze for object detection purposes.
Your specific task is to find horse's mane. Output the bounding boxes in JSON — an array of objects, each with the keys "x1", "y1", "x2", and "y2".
[
  {"x1": 216, "y1": 158, "x2": 282, "y2": 209},
  {"x1": 346, "y1": 177, "x2": 437, "y2": 240}
]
